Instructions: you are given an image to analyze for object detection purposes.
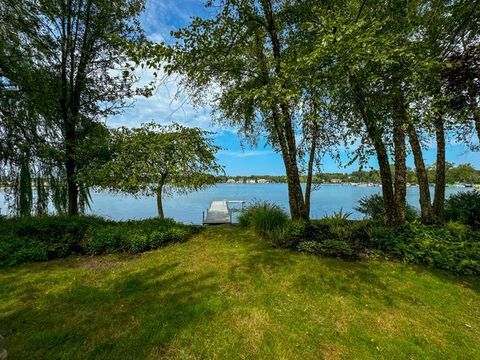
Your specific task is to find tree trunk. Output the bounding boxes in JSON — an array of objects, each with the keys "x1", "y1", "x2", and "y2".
[
  {"x1": 261, "y1": 0, "x2": 308, "y2": 220},
  {"x1": 304, "y1": 123, "x2": 318, "y2": 217},
  {"x1": 407, "y1": 124, "x2": 434, "y2": 223},
  {"x1": 468, "y1": 88, "x2": 480, "y2": 143},
  {"x1": 433, "y1": 115, "x2": 446, "y2": 223},
  {"x1": 156, "y1": 185, "x2": 164, "y2": 219},
  {"x1": 391, "y1": 86, "x2": 407, "y2": 225},
  {"x1": 65, "y1": 139, "x2": 78, "y2": 216},
  {"x1": 351, "y1": 80, "x2": 397, "y2": 226}
]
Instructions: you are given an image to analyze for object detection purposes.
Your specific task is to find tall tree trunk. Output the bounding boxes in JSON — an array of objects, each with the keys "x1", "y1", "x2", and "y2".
[
  {"x1": 261, "y1": 0, "x2": 308, "y2": 220},
  {"x1": 407, "y1": 124, "x2": 434, "y2": 223},
  {"x1": 468, "y1": 88, "x2": 480, "y2": 143},
  {"x1": 433, "y1": 115, "x2": 446, "y2": 223},
  {"x1": 65, "y1": 129, "x2": 78, "y2": 215},
  {"x1": 304, "y1": 123, "x2": 318, "y2": 217},
  {"x1": 351, "y1": 80, "x2": 397, "y2": 226},
  {"x1": 391, "y1": 86, "x2": 407, "y2": 225},
  {"x1": 156, "y1": 185, "x2": 164, "y2": 219}
]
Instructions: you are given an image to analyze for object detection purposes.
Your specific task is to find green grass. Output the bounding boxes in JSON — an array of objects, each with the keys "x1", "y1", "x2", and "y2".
[{"x1": 1, "y1": 226, "x2": 479, "y2": 359}]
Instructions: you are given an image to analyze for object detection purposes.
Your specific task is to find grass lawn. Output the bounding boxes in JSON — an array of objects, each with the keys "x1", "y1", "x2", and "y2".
[{"x1": 1, "y1": 226, "x2": 479, "y2": 359}]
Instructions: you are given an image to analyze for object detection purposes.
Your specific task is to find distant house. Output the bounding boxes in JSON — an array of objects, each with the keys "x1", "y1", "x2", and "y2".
[
  {"x1": 226, "y1": 178, "x2": 236, "y2": 183},
  {"x1": 257, "y1": 178, "x2": 268, "y2": 184},
  {"x1": 330, "y1": 178, "x2": 342, "y2": 183},
  {"x1": 246, "y1": 179, "x2": 256, "y2": 184}
]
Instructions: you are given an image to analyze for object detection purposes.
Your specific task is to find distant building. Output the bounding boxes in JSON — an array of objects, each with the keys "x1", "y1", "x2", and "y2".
[
  {"x1": 246, "y1": 179, "x2": 256, "y2": 184},
  {"x1": 257, "y1": 178, "x2": 268, "y2": 184},
  {"x1": 330, "y1": 178, "x2": 342, "y2": 184},
  {"x1": 226, "y1": 178, "x2": 236, "y2": 183}
]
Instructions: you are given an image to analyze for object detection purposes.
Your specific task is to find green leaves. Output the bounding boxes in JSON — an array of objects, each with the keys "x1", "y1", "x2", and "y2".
[{"x1": 89, "y1": 122, "x2": 223, "y2": 198}]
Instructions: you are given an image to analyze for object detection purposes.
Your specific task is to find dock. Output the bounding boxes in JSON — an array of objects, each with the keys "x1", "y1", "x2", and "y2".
[{"x1": 203, "y1": 200, "x2": 245, "y2": 225}]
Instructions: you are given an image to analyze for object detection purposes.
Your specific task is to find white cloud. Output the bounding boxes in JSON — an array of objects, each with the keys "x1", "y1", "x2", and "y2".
[
  {"x1": 107, "y1": 67, "x2": 220, "y2": 131},
  {"x1": 219, "y1": 150, "x2": 274, "y2": 158}
]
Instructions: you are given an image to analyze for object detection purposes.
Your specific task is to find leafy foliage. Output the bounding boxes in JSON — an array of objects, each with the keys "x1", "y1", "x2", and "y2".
[
  {"x1": 86, "y1": 123, "x2": 223, "y2": 218},
  {"x1": 238, "y1": 201, "x2": 289, "y2": 234},
  {"x1": 355, "y1": 194, "x2": 418, "y2": 222},
  {"x1": 0, "y1": 216, "x2": 196, "y2": 267},
  {"x1": 444, "y1": 190, "x2": 480, "y2": 229},
  {"x1": 371, "y1": 222, "x2": 480, "y2": 275}
]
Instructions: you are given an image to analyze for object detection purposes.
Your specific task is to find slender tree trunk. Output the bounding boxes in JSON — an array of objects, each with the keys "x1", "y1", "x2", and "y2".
[
  {"x1": 351, "y1": 80, "x2": 397, "y2": 226},
  {"x1": 65, "y1": 140, "x2": 78, "y2": 216},
  {"x1": 156, "y1": 185, "x2": 164, "y2": 219},
  {"x1": 407, "y1": 124, "x2": 434, "y2": 223},
  {"x1": 261, "y1": 0, "x2": 308, "y2": 220},
  {"x1": 433, "y1": 115, "x2": 446, "y2": 223},
  {"x1": 304, "y1": 123, "x2": 318, "y2": 217},
  {"x1": 391, "y1": 86, "x2": 407, "y2": 225},
  {"x1": 468, "y1": 88, "x2": 480, "y2": 143}
]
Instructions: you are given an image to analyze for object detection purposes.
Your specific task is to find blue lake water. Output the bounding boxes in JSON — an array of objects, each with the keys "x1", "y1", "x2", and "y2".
[{"x1": 0, "y1": 184, "x2": 470, "y2": 224}]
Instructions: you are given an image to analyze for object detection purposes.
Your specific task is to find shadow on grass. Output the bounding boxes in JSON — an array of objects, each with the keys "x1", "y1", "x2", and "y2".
[
  {"x1": 239, "y1": 232, "x2": 480, "y2": 301},
  {"x1": 1, "y1": 262, "x2": 226, "y2": 359}
]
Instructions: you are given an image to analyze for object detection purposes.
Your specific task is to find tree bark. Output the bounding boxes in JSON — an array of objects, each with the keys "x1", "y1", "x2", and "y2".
[
  {"x1": 433, "y1": 115, "x2": 446, "y2": 223},
  {"x1": 304, "y1": 122, "x2": 318, "y2": 217},
  {"x1": 468, "y1": 88, "x2": 480, "y2": 143},
  {"x1": 260, "y1": 0, "x2": 308, "y2": 220},
  {"x1": 351, "y1": 80, "x2": 397, "y2": 226},
  {"x1": 156, "y1": 184, "x2": 164, "y2": 219},
  {"x1": 391, "y1": 86, "x2": 407, "y2": 225},
  {"x1": 407, "y1": 124, "x2": 434, "y2": 223}
]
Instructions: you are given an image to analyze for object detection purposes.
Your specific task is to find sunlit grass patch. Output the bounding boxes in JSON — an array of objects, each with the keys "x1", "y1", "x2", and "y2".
[{"x1": 0, "y1": 226, "x2": 479, "y2": 359}]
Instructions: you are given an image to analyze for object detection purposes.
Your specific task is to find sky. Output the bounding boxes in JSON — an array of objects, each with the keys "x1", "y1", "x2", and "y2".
[{"x1": 109, "y1": 0, "x2": 480, "y2": 176}]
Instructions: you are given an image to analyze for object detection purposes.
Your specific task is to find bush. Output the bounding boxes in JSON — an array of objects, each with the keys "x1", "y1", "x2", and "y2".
[
  {"x1": 0, "y1": 216, "x2": 195, "y2": 267},
  {"x1": 269, "y1": 220, "x2": 310, "y2": 248},
  {"x1": 370, "y1": 222, "x2": 480, "y2": 275},
  {"x1": 0, "y1": 235, "x2": 47, "y2": 267},
  {"x1": 355, "y1": 194, "x2": 418, "y2": 222},
  {"x1": 238, "y1": 201, "x2": 289, "y2": 233},
  {"x1": 444, "y1": 190, "x2": 480, "y2": 229}
]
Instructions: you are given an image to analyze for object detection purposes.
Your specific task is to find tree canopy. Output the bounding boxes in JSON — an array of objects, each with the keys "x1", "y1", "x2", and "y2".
[{"x1": 88, "y1": 123, "x2": 223, "y2": 218}]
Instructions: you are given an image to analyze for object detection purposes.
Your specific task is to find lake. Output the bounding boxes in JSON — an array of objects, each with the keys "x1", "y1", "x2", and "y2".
[{"x1": 0, "y1": 184, "x2": 470, "y2": 224}]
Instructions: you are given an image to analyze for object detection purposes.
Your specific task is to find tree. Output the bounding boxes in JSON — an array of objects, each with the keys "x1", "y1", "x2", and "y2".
[
  {"x1": 0, "y1": 0, "x2": 156, "y2": 215},
  {"x1": 168, "y1": 0, "x2": 318, "y2": 220},
  {"x1": 88, "y1": 123, "x2": 223, "y2": 219}
]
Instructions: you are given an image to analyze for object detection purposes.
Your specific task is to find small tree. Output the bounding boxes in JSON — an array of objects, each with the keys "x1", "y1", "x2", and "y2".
[{"x1": 91, "y1": 123, "x2": 223, "y2": 219}]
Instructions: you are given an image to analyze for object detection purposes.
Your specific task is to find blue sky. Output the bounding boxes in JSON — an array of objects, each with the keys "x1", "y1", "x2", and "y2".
[{"x1": 109, "y1": 0, "x2": 480, "y2": 176}]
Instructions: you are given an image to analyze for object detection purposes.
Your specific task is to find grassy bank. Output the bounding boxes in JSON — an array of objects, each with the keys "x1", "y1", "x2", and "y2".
[{"x1": 1, "y1": 226, "x2": 479, "y2": 359}]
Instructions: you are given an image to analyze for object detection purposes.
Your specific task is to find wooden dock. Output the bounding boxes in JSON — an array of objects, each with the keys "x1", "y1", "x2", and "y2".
[{"x1": 203, "y1": 200, "x2": 245, "y2": 225}]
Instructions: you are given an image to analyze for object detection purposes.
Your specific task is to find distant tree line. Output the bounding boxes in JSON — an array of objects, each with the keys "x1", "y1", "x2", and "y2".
[{"x1": 215, "y1": 163, "x2": 480, "y2": 185}]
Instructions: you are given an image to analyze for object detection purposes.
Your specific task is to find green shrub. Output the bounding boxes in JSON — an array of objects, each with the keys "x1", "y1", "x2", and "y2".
[
  {"x1": 269, "y1": 220, "x2": 309, "y2": 248},
  {"x1": 125, "y1": 233, "x2": 150, "y2": 254},
  {"x1": 297, "y1": 239, "x2": 354, "y2": 258},
  {"x1": 164, "y1": 227, "x2": 191, "y2": 243},
  {"x1": 370, "y1": 222, "x2": 480, "y2": 275},
  {"x1": 0, "y1": 235, "x2": 47, "y2": 267},
  {"x1": 0, "y1": 216, "x2": 195, "y2": 266},
  {"x1": 355, "y1": 194, "x2": 418, "y2": 222},
  {"x1": 444, "y1": 190, "x2": 480, "y2": 229},
  {"x1": 238, "y1": 201, "x2": 289, "y2": 233},
  {"x1": 83, "y1": 226, "x2": 128, "y2": 255}
]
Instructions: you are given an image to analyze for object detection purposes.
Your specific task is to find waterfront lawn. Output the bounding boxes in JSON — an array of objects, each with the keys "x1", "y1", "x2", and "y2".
[{"x1": 1, "y1": 226, "x2": 479, "y2": 359}]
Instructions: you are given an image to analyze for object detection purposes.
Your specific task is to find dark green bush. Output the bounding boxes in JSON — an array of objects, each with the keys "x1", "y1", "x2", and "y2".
[
  {"x1": 269, "y1": 220, "x2": 311, "y2": 248},
  {"x1": 260, "y1": 211, "x2": 372, "y2": 259},
  {"x1": 370, "y1": 221, "x2": 480, "y2": 275},
  {"x1": 238, "y1": 201, "x2": 289, "y2": 233},
  {"x1": 0, "y1": 235, "x2": 47, "y2": 267},
  {"x1": 355, "y1": 194, "x2": 418, "y2": 222},
  {"x1": 444, "y1": 190, "x2": 480, "y2": 229},
  {"x1": 0, "y1": 216, "x2": 195, "y2": 267}
]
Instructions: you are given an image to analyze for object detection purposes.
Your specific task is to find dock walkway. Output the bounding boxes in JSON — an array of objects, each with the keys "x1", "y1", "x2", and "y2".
[
  {"x1": 204, "y1": 201, "x2": 231, "y2": 224},
  {"x1": 203, "y1": 200, "x2": 245, "y2": 225}
]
